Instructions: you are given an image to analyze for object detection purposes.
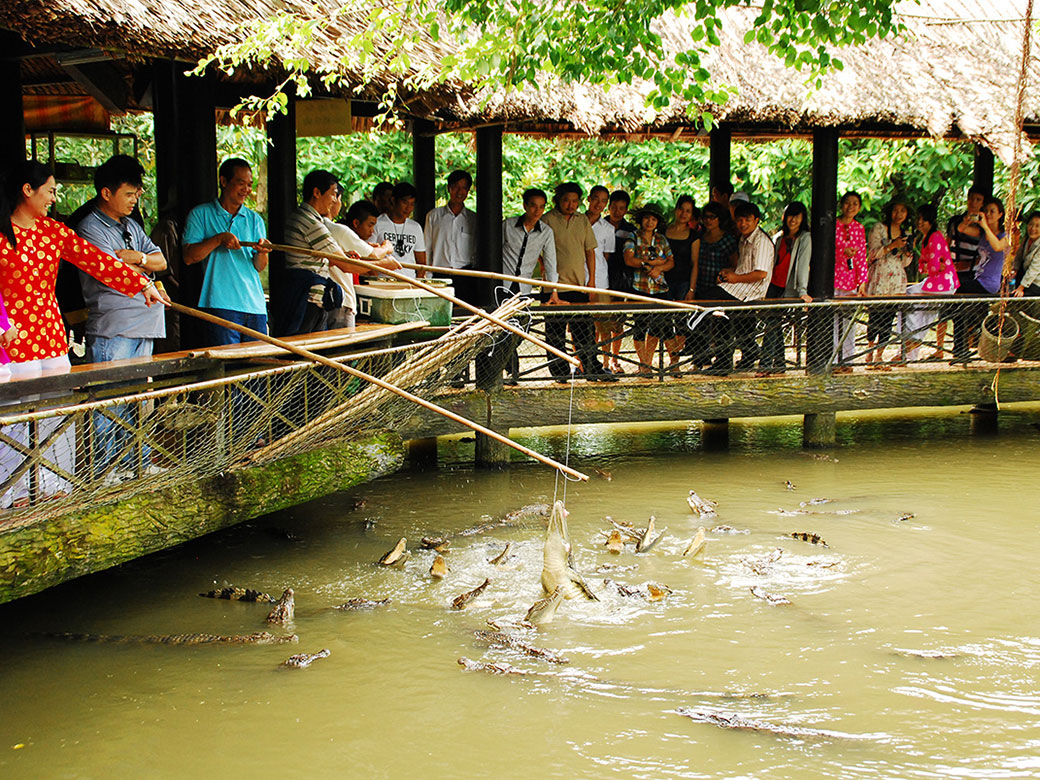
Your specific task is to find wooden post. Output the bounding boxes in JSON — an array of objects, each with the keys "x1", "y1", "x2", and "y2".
[
  {"x1": 709, "y1": 125, "x2": 731, "y2": 200},
  {"x1": 475, "y1": 124, "x2": 504, "y2": 307},
  {"x1": 808, "y1": 127, "x2": 839, "y2": 373},
  {"x1": 0, "y1": 34, "x2": 26, "y2": 164},
  {"x1": 803, "y1": 411, "x2": 836, "y2": 448},
  {"x1": 266, "y1": 93, "x2": 297, "y2": 336},
  {"x1": 412, "y1": 118, "x2": 436, "y2": 228},
  {"x1": 973, "y1": 146, "x2": 995, "y2": 197},
  {"x1": 407, "y1": 437, "x2": 439, "y2": 467},
  {"x1": 969, "y1": 402, "x2": 998, "y2": 435},
  {"x1": 701, "y1": 418, "x2": 729, "y2": 451},
  {"x1": 152, "y1": 60, "x2": 217, "y2": 349}
]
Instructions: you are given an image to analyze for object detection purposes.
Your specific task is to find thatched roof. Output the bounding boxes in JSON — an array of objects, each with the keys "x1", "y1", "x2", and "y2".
[
  {"x1": 465, "y1": 0, "x2": 1039, "y2": 162},
  {"x1": 1, "y1": 0, "x2": 1037, "y2": 160}
]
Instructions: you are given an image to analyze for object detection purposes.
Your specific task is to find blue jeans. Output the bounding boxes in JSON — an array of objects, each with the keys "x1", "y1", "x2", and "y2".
[
  {"x1": 202, "y1": 308, "x2": 268, "y2": 346},
  {"x1": 88, "y1": 335, "x2": 154, "y2": 475}
]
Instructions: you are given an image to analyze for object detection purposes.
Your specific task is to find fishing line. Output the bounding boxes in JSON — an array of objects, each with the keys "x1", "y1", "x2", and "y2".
[{"x1": 552, "y1": 362, "x2": 579, "y2": 506}]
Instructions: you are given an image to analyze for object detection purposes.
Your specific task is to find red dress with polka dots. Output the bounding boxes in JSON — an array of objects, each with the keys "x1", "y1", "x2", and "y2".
[{"x1": 0, "y1": 217, "x2": 148, "y2": 363}]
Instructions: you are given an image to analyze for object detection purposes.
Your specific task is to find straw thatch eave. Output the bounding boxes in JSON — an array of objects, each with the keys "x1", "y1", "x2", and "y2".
[{"x1": 2, "y1": 0, "x2": 1038, "y2": 159}]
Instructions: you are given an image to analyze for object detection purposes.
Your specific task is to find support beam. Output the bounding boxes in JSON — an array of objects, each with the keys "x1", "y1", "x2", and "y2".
[
  {"x1": 266, "y1": 95, "x2": 297, "y2": 334},
  {"x1": 152, "y1": 60, "x2": 217, "y2": 349},
  {"x1": 475, "y1": 124, "x2": 504, "y2": 306},
  {"x1": 709, "y1": 125, "x2": 731, "y2": 198},
  {"x1": 0, "y1": 34, "x2": 26, "y2": 163},
  {"x1": 973, "y1": 146, "x2": 995, "y2": 197},
  {"x1": 701, "y1": 418, "x2": 729, "y2": 451},
  {"x1": 412, "y1": 118, "x2": 436, "y2": 228},
  {"x1": 803, "y1": 411, "x2": 836, "y2": 448},
  {"x1": 808, "y1": 127, "x2": 839, "y2": 373}
]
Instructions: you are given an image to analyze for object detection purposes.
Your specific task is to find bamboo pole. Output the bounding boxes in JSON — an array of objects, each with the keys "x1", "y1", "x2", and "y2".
[
  {"x1": 167, "y1": 301, "x2": 589, "y2": 482},
  {"x1": 246, "y1": 242, "x2": 580, "y2": 368},
  {"x1": 389, "y1": 260, "x2": 708, "y2": 312}
]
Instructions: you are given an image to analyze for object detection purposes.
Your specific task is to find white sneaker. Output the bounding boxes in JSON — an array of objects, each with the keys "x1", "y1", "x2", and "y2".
[{"x1": 102, "y1": 469, "x2": 133, "y2": 487}]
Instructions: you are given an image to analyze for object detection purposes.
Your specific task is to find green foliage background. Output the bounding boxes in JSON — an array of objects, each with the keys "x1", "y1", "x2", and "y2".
[{"x1": 43, "y1": 115, "x2": 1039, "y2": 238}]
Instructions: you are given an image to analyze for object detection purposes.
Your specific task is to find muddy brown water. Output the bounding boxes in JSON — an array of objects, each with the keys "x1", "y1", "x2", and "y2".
[{"x1": 1, "y1": 406, "x2": 1039, "y2": 779}]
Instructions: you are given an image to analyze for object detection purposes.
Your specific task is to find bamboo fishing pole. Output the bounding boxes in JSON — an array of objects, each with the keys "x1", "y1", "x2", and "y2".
[
  {"x1": 389, "y1": 260, "x2": 708, "y2": 312},
  {"x1": 166, "y1": 300, "x2": 589, "y2": 482},
  {"x1": 247, "y1": 242, "x2": 581, "y2": 368}
]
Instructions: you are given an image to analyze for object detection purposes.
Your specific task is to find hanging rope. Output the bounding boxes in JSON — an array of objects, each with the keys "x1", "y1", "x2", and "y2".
[{"x1": 993, "y1": 0, "x2": 1034, "y2": 405}]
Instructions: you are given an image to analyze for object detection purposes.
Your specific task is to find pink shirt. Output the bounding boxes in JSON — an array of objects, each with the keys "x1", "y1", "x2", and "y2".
[
  {"x1": 919, "y1": 231, "x2": 960, "y2": 293},
  {"x1": 834, "y1": 219, "x2": 868, "y2": 292}
]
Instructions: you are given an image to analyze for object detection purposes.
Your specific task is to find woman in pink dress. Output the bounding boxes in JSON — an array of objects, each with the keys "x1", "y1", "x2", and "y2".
[
  {"x1": 905, "y1": 203, "x2": 959, "y2": 359},
  {"x1": 832, "y1": 191, "x2": 868, "y2": 372}
]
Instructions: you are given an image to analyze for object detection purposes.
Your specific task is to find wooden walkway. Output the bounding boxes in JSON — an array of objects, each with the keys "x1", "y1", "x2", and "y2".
[{"x1": 410, "y1": 361, "x2": 1040, "y2": 439}]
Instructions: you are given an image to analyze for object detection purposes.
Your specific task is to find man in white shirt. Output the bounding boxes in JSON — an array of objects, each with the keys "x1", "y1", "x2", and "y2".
[
  {"x1": 501, "y1": 188, "x2": 558, "y2": 383},
  {"x1": 502, "y1": 187, "x2": 558, "y2": 296},
  {"x1": 703, "y1": 200, "x2": 773, "y2": 373},
  {"x1": 586, "y1": 184, "x2": 617, "y2": 370},
  {"x1": 424, "y1": 170, "x2": 477, "y2": 301},
  {"x1": 374, "y1": 182, "x2": 427, "y2": 279},
  {"x1": 325, "y1": 197, "x2": 396, "y2": 329}
]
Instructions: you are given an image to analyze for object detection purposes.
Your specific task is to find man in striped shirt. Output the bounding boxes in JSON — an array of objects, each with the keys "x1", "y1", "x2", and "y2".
[
  {"x1": 703, "y1": 201, "x2": 773, "y2": 373},
  {"x1": 282, "y1": 170, "x2": 400, "y2": 335}
]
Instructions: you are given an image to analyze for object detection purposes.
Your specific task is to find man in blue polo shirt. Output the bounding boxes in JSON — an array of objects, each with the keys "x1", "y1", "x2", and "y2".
[{"x1": 183, "y1": 157, "x2": 272, "y2": 345}]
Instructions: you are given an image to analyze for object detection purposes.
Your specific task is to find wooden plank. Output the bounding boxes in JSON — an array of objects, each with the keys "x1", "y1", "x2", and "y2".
[
  {"x1": 406, "y1": 365, "x2": 1040, "y2": 439},
  {"x1": 188, "y1": 322, "x2": 429, "y2": 360}
]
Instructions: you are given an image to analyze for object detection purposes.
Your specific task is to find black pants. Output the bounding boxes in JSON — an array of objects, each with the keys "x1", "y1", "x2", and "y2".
[
  {"x1": 544, "y1": 292, "x2": 601, "y2": 379},
  {"x1": 700, "y1": 285, "x2": 759, "y2": 367},
  {"x1": 299, "y1": 302, "x2": 329, "y2": 335},
  {"x1": 952, "y1": 280, "x2": 989, "y2": 358}
]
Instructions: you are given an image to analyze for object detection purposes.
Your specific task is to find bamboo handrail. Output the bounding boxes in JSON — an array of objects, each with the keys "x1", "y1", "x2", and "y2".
[
  {"x1": 389, "y1": 260, "x2": 708, "y2": 312},
  {"x1": 168, "y1": 301, "x2": 589, "y2": 481}
]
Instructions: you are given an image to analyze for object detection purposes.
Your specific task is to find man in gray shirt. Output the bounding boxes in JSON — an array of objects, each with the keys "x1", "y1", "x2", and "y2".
[
  {"x1": 75, "y1": 155, "x2": 167, "y2": 362},
  {"x1": 75, "y1": 155, "x2": 167, "y2": 480}
]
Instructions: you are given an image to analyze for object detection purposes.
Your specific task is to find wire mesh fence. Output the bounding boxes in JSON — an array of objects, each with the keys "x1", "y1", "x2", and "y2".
[
  {"x1": 0, "y1": 298, "x2": 530, "y2": 528},
  {"x1": 471, "y1": 294, "x2": 1040, "y2": 387}
]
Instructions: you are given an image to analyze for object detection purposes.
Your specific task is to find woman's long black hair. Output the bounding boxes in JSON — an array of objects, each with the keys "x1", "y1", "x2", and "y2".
[
  {"x1": 781, "y1": 201, "x2": 810, "y2": 238},
  {"x1": 0, "y1": 160, "x2": 53, "y2": 249}
]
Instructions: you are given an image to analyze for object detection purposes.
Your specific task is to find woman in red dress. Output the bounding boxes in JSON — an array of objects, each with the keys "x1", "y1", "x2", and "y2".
[{"x1": 0, "y1": 160, "x2": 167, "y2": 507}]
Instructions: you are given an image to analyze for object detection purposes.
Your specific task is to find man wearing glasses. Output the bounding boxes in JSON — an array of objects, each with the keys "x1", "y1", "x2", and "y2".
[
  {"x1": 75, "y1": 154, "x2": 167, "y2": 363},
  {"x1": 75, "y1": 155, "x2": 168, "y2": 480}
]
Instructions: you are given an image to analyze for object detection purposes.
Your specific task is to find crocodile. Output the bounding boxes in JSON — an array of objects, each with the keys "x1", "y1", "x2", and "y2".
[
  {"x1": 487, "y1": 542, "x2": 513, "y2": 566},
  {"x1": 265, "y1": 588, "x2": 295, "y2": 625},
  {"x1": 605, "y1": 529, "x2": 625, "y2": 554},
  {"x1": 457, "y1": 656, "x2": 528, "y2": 675},
  {"x1": 473, "y1": 629, "x2": 568, "y2": 664},
  {"x1": 790, "y1": 531, "x2": 828, "y2": 547},
  {"x1": 674, "y1": 707, "x2": 868, "y2": 741},
  {"x1": 687, "y1": 490, "x2": 718, "y2": 517},
  {"x1": 451, "y1": 578, "x2": 490, "y2": 610},
  {"x1": 420, "y1": 536, "x2": 450, "y2": 552},
  {"x1": 541, "y1": 501, "x2": 598, "y2": 601},
  {"x1": 456, "y1": 503, "x2": 551, "y2": 538},
  {"x1": 430, "y1": 555, "x2": 449, "y2": 579},
  {"x1": 282, "y1": 649, "x2": 331, "y2": 669},
  {"x1": 750, "y1": 586, "x2": 792, "y2": 606},
  {"x1": 634, "y1": 516, "x2": 663, "y2": 553},
  {"x1": 682, "y1": 527, "x2": 706, "y2": 558},
  {"x1": 334, "y1": 597, "x2": 391, "y2": 610},
  {"x1": 43, "y1": 631, "x2": 297, "y2": 645},
  {"x1": 378, "y1": 537, "x2": 408, "y2": 566},
  {"x1": 199, "y1": 587, "x2": 275, "y2": 603},
  {"x1": 524, "y1": 587, "x2": 564, "y2": 626}
]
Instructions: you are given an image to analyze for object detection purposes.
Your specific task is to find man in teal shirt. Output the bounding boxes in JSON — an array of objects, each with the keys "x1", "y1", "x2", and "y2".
[{"x1": 183, "y1": 158, "x2": 272, "y2": 345}]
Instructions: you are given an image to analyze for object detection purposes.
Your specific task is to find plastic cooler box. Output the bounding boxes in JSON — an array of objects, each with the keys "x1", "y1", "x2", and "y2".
[{"x1": 355, "y1": 283, "x2": 454, "y2": 327}]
